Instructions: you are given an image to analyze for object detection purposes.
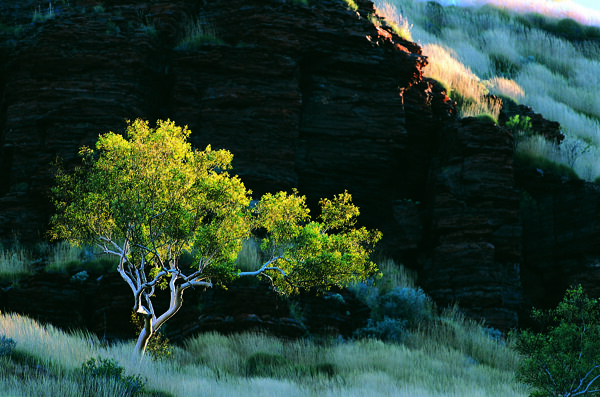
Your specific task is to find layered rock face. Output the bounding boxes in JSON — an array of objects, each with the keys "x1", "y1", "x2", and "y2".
[
  {"x1": 2, "y1": 0, "x2": 588, "y2": 333},
  {"x1": 0, "y1": 269, "x2": 367, "y2": 342},
  {"x1": 516, "y1": 169, "x2": 600, "y2": 325},
  {"x1": 0, "y1": 0, "x2": 427, "y2": 243},
  {"x1": 423, "y1": 118, "x2": 522, "y2": 329}
]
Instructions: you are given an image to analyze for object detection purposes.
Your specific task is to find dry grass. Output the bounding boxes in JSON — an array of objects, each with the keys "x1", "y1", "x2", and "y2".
[
  {"x1": 0, "y1": 254, "x2": 528, "y2": 396},
  {"x1": 373, "y1": 0, "x2": 413, "y2": 41},
  {"x1": 0, "y1": 309, "x2": 528, "y2": 396},
  {"x1": 383, "y1": 0, "x2": 600, "y2": 180},
  {"x1": 0, "y1": 247, "x2": 33, "y2": 282}
]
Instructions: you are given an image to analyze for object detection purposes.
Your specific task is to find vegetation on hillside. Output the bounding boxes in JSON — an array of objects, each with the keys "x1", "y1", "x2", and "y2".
[
  {"x1": 0, "y1": 256, "x2": 527, "y2": 396},
  {"x1": 378, "y1": 0, "x2": 600, "y2": 180}
]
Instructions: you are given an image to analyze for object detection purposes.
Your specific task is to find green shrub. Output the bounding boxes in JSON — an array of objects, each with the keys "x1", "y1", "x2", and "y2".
[
  {"x1": 80, "y1": 357, "x2": 145, "y2": 396},
  {"x1": 131, "y1": 313, "x2": 172, "y2": 360},
  {"x1": 375, "y1": 286, "x2": 435, "y2": 327},
  {"x1": 354, "y1": 317, "x2": 408, "y2": 343},
  {"x1": 505, "y1": 115, "x2": 532, "y2": 133},
  {"x1": 514, "y1": 286, "x2": 600, "y2": 397},
  {"x1": 555, "y1": 18, "x2": 584, "y2": 40},
  {"x1": 354, "y1": 286, "x2": 435, "y2": 343},
  {"x1": 0, "y1": 336, "x2": 16, "y2": 358}
]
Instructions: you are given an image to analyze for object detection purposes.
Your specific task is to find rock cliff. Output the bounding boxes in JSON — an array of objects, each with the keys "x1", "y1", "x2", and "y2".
[{"x1": 1, "y1": 0, "x2": 599, "y2": 333}]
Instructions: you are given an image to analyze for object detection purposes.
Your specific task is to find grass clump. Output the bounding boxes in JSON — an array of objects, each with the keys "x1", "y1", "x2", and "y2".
[
  {"x1": 80, "y1": 357, "x2": 145, "y2": 396},
  {"x1": 352, "y1": 259, "x2": 435, "y2": 343},
  {"x1": 514, "y1": 147, "x2": 579, "y2": 180},
  {"x1": 245, "y1": 352, "x2": 293, "y2": 378},
  {"x1": 175, "y1": 17, "x2": 225, "y2": 50},
  {"x1": 0, "y1": 245, "x2": 34, "y2": 283},
  {"x1": 32, "y1": 3, "x2": 55, "y2": 23}
]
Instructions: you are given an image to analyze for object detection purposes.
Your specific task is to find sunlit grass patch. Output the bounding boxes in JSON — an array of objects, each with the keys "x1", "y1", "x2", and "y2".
[
  {"x1": 381, "y1": 0, "x2": 600, "y2": 181},
  {"x1": 0, "y1": 246, "x2": 34, "y2": 283},
  {"x1": 485, "y1": 76, "x2": 524, "y2": 102},
  {"x1": 373, "y1": 0, "x2": 413, "y2": 41},
  {"x1": 514, "y1": 135, "x2": 580, "y2": 180},
  {"x1": 235, "y1": 238, "x2": 262, "y2": 273}
]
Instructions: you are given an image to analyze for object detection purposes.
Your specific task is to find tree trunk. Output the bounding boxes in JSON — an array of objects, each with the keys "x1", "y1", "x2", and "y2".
[{"x1": 133, "y1": 315, "x2": 153, "y2": 358}]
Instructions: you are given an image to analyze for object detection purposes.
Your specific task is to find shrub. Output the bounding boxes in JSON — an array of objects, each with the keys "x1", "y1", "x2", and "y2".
[
  {"x1": 131, "y1": 313, "x2": 172, "y2": 360},
  {"x1": 354, "y1": 317, "x2": 408, "y2": 343},
  {"x1": 505, "y1": 115, "x2": 533, "y2": 148},
  {"x1": 354, "y1": 286, "x2": 434, "y2": 343},
  {"x1": 514, "y1": 286, "x2": 600, "y2": 397},
  {"x1": 505, "y1": 115, "x2": 532, "y2": 134},
  {"x1": 80, "y1": 357, "x2": 145, "y2": 396},
  {"x1": 375, "y1": 286, "x2": 435, "y2": 327},
  {"x1": 554, "y1": 18, "x2": 584, "y2": 40},
  {"x1": 0, "y1": 336, "x2": 16, "y2": 358}
]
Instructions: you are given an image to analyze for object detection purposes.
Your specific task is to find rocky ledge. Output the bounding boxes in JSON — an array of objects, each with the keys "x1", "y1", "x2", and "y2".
[{"x1": 1, "y1": 0, "x2": 600, "y2": 332}]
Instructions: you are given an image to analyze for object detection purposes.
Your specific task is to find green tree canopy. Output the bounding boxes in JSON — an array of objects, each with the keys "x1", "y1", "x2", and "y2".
[
  {"x1": 49, "y1": 119, "x2": 380, "y2": 357},
  {"x1": 515, "y1": 285, "x2": 600, "y2": 396}
]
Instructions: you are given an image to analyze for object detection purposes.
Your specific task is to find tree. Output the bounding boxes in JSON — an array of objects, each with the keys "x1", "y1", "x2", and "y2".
[
  {"x1": 515, "y1": 285, "x2": 600, "y2": 397},
  {"x1": 49, "y1": 119, "x2": 381, "y2": 357}
]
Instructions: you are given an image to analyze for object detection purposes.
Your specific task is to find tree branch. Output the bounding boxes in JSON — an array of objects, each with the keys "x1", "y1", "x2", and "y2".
[
  {"x1": 238, "y1": 256, "x2": 286, "y2": 277},
  {"x1": 572, "y1": 364, "x2": 600, "y2": 396}
]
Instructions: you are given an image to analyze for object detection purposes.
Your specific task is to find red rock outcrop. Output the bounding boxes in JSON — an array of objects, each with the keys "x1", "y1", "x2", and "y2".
[
  {"x1": 0, "y1": 0, "x2": 560, "y2": 332},
  {"x1": 422, "y1": 117, "x2": 522, "y2": 329}
]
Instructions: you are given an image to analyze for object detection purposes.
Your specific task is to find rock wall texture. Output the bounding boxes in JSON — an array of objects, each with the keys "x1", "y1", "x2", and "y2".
[
  {"x1": 1, "y1": 0, "x2": 599, "y2": 333},
  {"x1": 0, "y1": 269, "x2": 367, "y2": 342},
  {"x1": 424, "y1": 117, "x2": 522, "y2": 329}
]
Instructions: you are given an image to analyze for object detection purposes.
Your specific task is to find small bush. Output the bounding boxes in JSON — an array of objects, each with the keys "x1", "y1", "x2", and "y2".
[
  {"x1": 131, "y1": 313, "x2": 172, "y2": 360},
  {"x1": 0, "y1": 336, "x2": 16, "y2": 358},
  {"x1": 505, "y1": 115, "x2": 532, "y2": 134},
  {"x1": 80, "y1": 357, "x2": 145, "y2": 396},
  {"x1": 554, "y1": 18, "x2": 584, "y2": 40},
  {"x1": 375, "y1": 286, "x2": 435, "y2": 327},
  {"x1": 354, "y1": 317, "x2": 408, "y2": 343},
  {"x1": 514, "y1": 286, "x2": 600, "y2": 397}
]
